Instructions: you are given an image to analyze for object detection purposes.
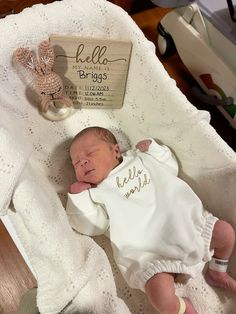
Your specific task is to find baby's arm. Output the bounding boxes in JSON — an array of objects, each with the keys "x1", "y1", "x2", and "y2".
[
  {"x1": 66, "y1": 190, "x2": 109, "y2": 236},
  {"x1": 136, "y1": 138, "x2": 179, "y2": 175}
]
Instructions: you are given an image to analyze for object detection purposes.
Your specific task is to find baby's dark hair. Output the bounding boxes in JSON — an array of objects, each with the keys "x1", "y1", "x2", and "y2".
[{"x1": 73, "y1": 126, "x2": 118, "y2": 145}]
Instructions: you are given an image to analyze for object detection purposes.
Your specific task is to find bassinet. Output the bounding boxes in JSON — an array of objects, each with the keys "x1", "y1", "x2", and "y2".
[{"x1": 0, "y1": 0, "x2": 236, "y2": 313}]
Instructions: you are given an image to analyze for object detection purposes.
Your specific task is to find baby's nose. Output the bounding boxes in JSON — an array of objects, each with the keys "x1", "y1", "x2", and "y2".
[{"x1": 80, "y1": 159, "x2": 89, "y2": 167}]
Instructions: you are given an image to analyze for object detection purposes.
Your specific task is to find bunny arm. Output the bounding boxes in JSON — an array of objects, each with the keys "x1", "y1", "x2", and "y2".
[
  {"x1": 40, "y1": 96, "x2": 52, "y2": 113},
  {"x1": 40, "y1": 95, "x2": 73, "y2": 113},
  {"x1": 60, "y1": 95, "x2": 73, "y2": 108}
]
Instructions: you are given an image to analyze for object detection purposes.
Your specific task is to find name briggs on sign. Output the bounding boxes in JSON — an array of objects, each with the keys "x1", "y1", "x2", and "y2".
[{"x1": 78, "y1": 70, "x2": 107, "y2": 83}]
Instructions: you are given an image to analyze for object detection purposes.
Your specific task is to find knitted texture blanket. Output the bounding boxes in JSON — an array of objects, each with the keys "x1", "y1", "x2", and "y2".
[{"x1": 0, "y1": 0, "x2": 236, "y2": 313}]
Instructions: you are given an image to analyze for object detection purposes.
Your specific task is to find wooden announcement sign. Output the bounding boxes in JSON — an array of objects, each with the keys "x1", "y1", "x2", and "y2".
[{"x1": 50, "y1": 35, "x2": 132, "y2": 109}]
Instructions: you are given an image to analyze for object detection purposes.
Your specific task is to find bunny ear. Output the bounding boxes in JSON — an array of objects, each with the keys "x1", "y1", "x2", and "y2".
[
  {"x1": 14, "y1": 47, "x2": 41, "y2": 74},
  {"x1": 38, "y1": 40, "x2": 54, "y2": 75}
]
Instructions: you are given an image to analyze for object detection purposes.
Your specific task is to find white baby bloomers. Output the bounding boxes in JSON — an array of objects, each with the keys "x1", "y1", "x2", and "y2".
[{"x1": 66, "y1": 139, "x2": 218, "y2": 291}]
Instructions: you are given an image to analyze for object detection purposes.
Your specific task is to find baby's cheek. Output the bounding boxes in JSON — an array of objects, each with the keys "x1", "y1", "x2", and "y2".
[{"x1": 75, "y1": 169, "x2": 82, "y2": 180}]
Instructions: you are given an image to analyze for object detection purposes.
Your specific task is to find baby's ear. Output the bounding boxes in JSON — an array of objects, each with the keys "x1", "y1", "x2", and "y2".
[
  {"x1": 38, "y1": 40, "x2": 54, "y2": 74},
  {"x1": 114, "y1": 144, "x2": 121, "y2": 159},
  {"x1": 14, "y1": 47, "x2": 40, "y2": 74}
]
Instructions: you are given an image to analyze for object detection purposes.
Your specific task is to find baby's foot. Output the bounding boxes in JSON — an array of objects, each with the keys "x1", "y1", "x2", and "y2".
[
  {"x1": 205, "y1": 269, "x2": 236, "y2": 294},
  {"x1": 183, "y1": 298, "x2": 197, "y2": 314}
]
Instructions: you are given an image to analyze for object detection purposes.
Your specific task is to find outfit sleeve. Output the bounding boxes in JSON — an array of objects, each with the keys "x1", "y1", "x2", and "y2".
[
  {"x1": 143, "y1": 138, "x2": 179, "y2": 175},
  {"x1": 66, "y1": 190, "x2": 109, "y2": 236}
]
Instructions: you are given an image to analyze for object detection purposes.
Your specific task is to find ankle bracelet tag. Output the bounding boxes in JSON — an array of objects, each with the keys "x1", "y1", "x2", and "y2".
[{"x1": 209, "y1": 257, "x2": 228, "y2": 272}]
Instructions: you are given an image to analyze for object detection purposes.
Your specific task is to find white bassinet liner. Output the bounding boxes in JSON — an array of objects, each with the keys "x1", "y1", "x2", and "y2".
[{"x1": 0, "y1": 0, "x2": 236, "y2": 313}]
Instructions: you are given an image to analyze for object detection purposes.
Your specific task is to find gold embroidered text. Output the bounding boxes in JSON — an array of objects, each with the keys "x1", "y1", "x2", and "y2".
[{"x1": 116, "y1": 166, "x2": 151, "y2": 198}]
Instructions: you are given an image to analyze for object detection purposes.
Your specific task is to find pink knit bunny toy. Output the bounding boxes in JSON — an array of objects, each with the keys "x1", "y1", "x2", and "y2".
[{"x1": 14, "y1": 40, "x2": 73, "y2": 116}]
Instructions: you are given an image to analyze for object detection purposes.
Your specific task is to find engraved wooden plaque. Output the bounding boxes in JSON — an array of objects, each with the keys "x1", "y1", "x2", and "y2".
[{"x1": 50, "y1": 35, "x2": 132, "y2": 109}]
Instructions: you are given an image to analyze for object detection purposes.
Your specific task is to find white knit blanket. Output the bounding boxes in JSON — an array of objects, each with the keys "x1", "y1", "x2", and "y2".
[{"x1": 0, "y1": 0, "x2": 236, "y2": 313}]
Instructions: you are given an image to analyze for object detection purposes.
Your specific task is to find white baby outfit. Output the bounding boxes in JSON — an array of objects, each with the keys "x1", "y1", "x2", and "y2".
[{"x1": 66, "y1": 139, "x2": 218, "y2": 291}]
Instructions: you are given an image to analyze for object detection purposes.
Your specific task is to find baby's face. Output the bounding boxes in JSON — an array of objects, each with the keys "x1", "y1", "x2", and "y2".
[{"x1": 70, "y1": 132, "x2": 121, "y2": 185}]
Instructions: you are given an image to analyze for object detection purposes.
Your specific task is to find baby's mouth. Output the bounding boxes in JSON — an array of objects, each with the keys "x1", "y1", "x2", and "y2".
[{"x1": 85, "y1": 169, "x2": 95, "y2": 176}]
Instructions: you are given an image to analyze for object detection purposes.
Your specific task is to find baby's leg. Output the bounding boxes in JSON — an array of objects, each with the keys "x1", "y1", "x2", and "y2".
[
  {"x1": 205, "y1": 219, "x2": 236, "y2": 293},
  {"x1": 145, "y1": 272, "x2": 197, "y2": 314}
]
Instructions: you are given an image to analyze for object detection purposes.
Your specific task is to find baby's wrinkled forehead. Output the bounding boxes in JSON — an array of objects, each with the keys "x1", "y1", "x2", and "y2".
[
  {"x1": 70, "y1": 131, "x2": 104, "y2": 155},
  {"x1": 74, "y1": 131, "x2": 100, "y2": 146}
]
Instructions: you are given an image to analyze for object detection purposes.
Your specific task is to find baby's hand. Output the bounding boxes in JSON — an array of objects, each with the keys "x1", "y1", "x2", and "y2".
[
  {"x1": 136, "y1": 139, "x2": 152, "y2": 152},
  {"x1": 70, "y1": 181, "x2": 92, "y2": 194}
]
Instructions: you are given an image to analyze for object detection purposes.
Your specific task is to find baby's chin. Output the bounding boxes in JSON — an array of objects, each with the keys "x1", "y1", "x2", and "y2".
[
  {"x1": 78, "y1": 177, "x2": 102, "y2": 186},
  {"x1": 88, "y1": 177, "x2": 106, "y2": 186},
  {"x1": 88, "y1": 178, "x2": 103, "y2": 185}
]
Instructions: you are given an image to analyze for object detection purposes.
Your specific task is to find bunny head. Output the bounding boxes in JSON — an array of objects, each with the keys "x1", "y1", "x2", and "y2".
[
  {"x1": 35, "y1": 71, "x2": 64, "y2": 103},
  {"x1": 14, "y1": 40, "x2": 72, "y2": 113}
]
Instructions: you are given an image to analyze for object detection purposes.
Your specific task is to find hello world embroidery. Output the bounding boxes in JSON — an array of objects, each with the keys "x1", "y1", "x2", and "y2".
[{"x1": 116, "y1": 166, "x2": 151, "y2": 199}]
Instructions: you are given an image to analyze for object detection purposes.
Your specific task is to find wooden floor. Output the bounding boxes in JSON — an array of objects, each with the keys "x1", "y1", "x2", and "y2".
[
  {"x1": 0, "y1": 6, "x2": 235, "y2": 314},
  {"x1": 0, "y1": 223, "x2": 36, "y2": 314}
]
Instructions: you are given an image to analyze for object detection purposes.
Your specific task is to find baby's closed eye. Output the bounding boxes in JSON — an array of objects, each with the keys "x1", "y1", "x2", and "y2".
[{"x1": 87, "y1": 149, "x2": 99, "y2": 156}]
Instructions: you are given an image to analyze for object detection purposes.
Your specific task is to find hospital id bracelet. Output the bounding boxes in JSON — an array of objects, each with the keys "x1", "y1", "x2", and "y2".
[{"x1": 209, "y1": 257, "x2": 229, "y2": 272}]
